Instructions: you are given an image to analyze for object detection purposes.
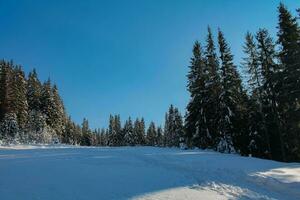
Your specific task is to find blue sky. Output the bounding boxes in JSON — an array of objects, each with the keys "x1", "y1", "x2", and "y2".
[{"x1": 0, "y1": 0, "x2": 298, "y2": 129}]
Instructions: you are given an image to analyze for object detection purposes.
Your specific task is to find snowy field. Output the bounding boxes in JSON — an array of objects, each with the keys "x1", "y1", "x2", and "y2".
[{"x1": 0, "y1": 146, "x2": 299, "y2": 200}]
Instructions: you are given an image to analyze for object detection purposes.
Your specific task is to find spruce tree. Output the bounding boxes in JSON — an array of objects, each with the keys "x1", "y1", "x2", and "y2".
[
  {"x1": 146, "y1": 121, "x2": 157, "y2": 146},
  {"x1": 114, "y1": 115, "x2": 123, "y2": 146},
  {"x1": 81, "y1": 118, "x2": 91, "y2": 146},
  {"x1": 173, "y1": 108, "x2": 184, "y2": 147},
  {"x1": 204, "y1": 27, "x2": 221, "y2": 147},
  {"x1": 27, "y1": 69, "x2": 42, "y2": 112},
  {"x1": 52, "y1": 84, "x2": 66, "y2": 139},
  {"x1": 107, "y1": 114, "x2": 122, "y2": 146},
  {"x1": 0, "y1": 61, "x2": 9, "y2": 122},
  {"x1": 277, "y1": 3, "x2": 300, "y2": 161},
  {"x1": 164, "y1": 105, "x2": 174, "y2": 147},
  {"x1": 0, "y1": 61, "x2": 14, "y2": 120},
  {"x1": 40, "y1": 79, "x2": 55, "y2": 128},
  {"x1": 254, "y1": 29, "x2": 280, "y2": 159},
  {"x1": 243, "y1": 32, "x2": 262, "y2": 93},
  {"x1": 132, "y1": 118, "x2": 140, "y2": 145},
  {"x1": 156, "y1": 126, "x2": 163, "y2": 146},
  {"x1": 185, "y1": 41, "x2": 210, "y2": 148},
  {"x1": 242, "y1": 31, "x2": 270, "y2": 158},
  {"x1": 12, "y1": 66, "x2": 28, "y2": 130},
  {"x1": 137, "y1": 118, "x2": 146, "y2": 145},
  {"x1": 108, "y1": 115, "x2": 115, "y2": 146},
  {"x1": 123, "y1": 117, "x2": 134, "y2": 146},
  {"x1": 217, "y1": 29, "x2": 243, "y2": 153},
  {"x1": 165, "y1": 105, "x2": 184, "y2": 147},
  {"x1": 0, "y1": 113, "x2": 19, "y2": 144}
]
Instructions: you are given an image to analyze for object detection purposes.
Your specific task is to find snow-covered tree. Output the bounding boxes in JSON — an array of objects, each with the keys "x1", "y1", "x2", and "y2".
[
  {"x1": 185, "y1": 41, "x2": 210, "y2": 148},
  {"x1": 81, "y1": 118, "x2": 91, "y2": 146},
  {"x1": 0, "y1": 113, "x2": 20, "y2": 144},
  {"x1": 146, "y1": 121, "x2": 157, "y2": 146},
  {"x1": 11, "y1": 66, "x2": 28, "y2": 130},
  {"x1": 165, "y1": 105, "x2": 184, "y2": 147},
  {"x1": 123, "y1": 117, "x2": 134, "y2": 146},
  {"x1": 51, "y1": 84, "x2": 66, "y2": 138},
  {"x1": 27, "y1": 69, "x2": 42, "y2": 112},
  {"x1": 156, "y1": 126, "x2": 164, "y2": 147},
  {"x1": 204, "y1": 27, "x2": 222, "y2": 145},
  {"x1": 276, "y1": 3, "x2": 300, "y2": 161}
]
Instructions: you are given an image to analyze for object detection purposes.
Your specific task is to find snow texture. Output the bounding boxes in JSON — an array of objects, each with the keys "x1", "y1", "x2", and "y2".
[{"x1": 0, "y1": 145, "x2": 299, "y2": 200}]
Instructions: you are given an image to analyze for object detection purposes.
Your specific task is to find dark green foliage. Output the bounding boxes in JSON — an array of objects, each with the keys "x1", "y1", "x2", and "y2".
[
  {"x1": 185, "y1": 41, "x2": 210, "y2": 148},
  {"x1": 108, "y1": 114, "x2": 123, "y2": 146},
  {"x1": 203, "y1": 27, "x2": 222, "y2": 146},
  {"x1": 0, "y1": 61, "x2": 81, "y2": 145},
  {"x1": 27, "y1": 69, "x2": 42, "y2": 112},
  {"x1": 81, "y1": 118, "x2": 91, "y2": 146},
  {"x1": 0, "y1": 61, "x2": 14, "y2": 120},
  {"x1": 217, "y1": 29, "x2": 244, "y2": 153},
  {"x1": 184, "y1": 3, "x2": 300, "y2": 162},
  {"x1": 12, "y1": 66, "x2": 28, "y2": 129},
  {"x1": 276, "y1": 3, "x2": 300, "y2": 161},
  {"x1": 51, "y1": 85, "x2": 66, "y2": 138},
  {"x1": 165, "y1": 105, "x2": 184, "y2": 147},
  {"x1": 156, "y1": 126, "x2": 164, "y2": 147},
  {"x1": 146, "y1": 122, "x2": 157, "y2": 146},
  {"x1": 123, "y1": 117, "x2": 134, "y2": 146},
  {"x1": 134, "y1": 118, "x2": 146, "y2": 145}
]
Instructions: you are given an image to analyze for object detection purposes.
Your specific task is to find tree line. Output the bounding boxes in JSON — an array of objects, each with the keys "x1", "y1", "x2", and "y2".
[
  {"x1": 0, "y1": 62, "x2": 184, "y2": 147},
  {"x1": 88, "y1": 105, "x2": 183, "y2": 147},
  {"x1": 185, "y1": 3, "x2": 300, "y2": 162}
]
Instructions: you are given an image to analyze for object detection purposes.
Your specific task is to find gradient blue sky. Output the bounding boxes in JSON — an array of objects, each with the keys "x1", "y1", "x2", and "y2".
[{"x1": 0, "y1": 0, "x2": 298, "y2": 129}]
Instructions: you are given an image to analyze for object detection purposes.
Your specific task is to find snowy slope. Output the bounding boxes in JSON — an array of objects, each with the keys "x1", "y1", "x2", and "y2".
[{"x1": 0, "y1": 146, "x2": 299, "y2": 200}]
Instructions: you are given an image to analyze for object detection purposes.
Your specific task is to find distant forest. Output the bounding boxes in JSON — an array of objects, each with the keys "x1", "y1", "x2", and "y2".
[{"x1": 0, "y1": 3, "x2": 299, "y2": 162}]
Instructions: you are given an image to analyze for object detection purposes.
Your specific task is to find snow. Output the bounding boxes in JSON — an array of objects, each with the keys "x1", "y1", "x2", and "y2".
[{"x1": 0, "y1": 146, "x2": 299, "y2": 200}]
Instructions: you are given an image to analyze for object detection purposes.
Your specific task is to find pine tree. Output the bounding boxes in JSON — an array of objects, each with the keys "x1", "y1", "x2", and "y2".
[
  {"x1": 242, "y1": 32, "x2": 261, "y2": 156},
  {"x1": 40, "y1": 79, "x2": 55, "y2": 127},
  {"x1": 0, "y1": 61, "x2": 14, "y2": 120},
  {"x1": 277, "y1": 3, "x2": 300, "y2": 161},
  {"x1": 156, "y1": 126, "x2": 163, "y2": 146},
  {"x1": 146, "y1": 121, "x2": 157, "y2": 146},
  {"x1": 185, "y1": 41, "x2": 210, "y2": 148},
  {"x1": 114, "y1": 115, "x2": 123, "y2": 146},
  {"x1": 0, "y1": 61, "x2": 9, "y2": 122},
  {"x1": 173, "y1": 108, "x2": 184, "y2": 147},
  {"x1": 81, "y1": 118, "x2": 91, "y2": 146},
  {"x1": 133, "y1": 118, "x2": 140, "y2": 145},
  {"x1": 12, "y1": 66, "x2": 28, "y2": 130},
  {"x1": 27, "y1": 69, "x2": 42, "y2": 112},
  {"x1": 243, "y1": 32, "x2": 263, "y2": 93},
  {"x1": 99, "y1": 128, "x2": 107, "y2": 146},
  {"x1": 217, "y1": 29, "x2": 244, "y2": 153},
  {"x1": 62, "y1": 116, "x2": 76, "y2": 144},
  {"x1": 123, "y1": 117, "x2": 134, "y2": 145},
  {"x1": 52, "y1": 84, "x2": 66, "y2": 139},
  {"x1": 0, "y1": 113, "x2": 19, "y2": 144},
  {"x1": 138, "y1": 118, "x2": 146, "y2": 145},
  {"x1": 26, "y1": 109, "x2": 52, "y2": 143},
  {"x1": 204, "y1": 27, "x2": 222, "y2": 147},
  {"x1": 165, "y1": 105, "x2": 184, "y2": 147},
  {"x1": 253, "y1": 29, "x2": 280, "y2": 159},
  {"x1": 164, "y1": 105, "x2": 174, "y2": 147},
  {"x1": 108, "y1": 115, "x2": 115, "y2": 146},
  {"x1": 108, "y1": 114, "x2": 122, "y2": 146},
  {"x1": 74, "y1": 124, "x2": 83, "y2": 145}
]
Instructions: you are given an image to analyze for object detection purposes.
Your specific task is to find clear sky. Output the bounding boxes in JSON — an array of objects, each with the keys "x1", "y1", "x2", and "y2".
[{"x1": 0, "y1": 0, "x2": 298, "y2": 129}]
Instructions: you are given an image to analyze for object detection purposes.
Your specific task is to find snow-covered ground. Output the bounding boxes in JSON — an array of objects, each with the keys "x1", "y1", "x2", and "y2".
[{"x1": 0, "y1": 146, "x2": 299, "y2": 200}]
